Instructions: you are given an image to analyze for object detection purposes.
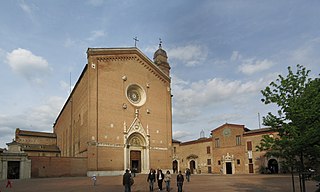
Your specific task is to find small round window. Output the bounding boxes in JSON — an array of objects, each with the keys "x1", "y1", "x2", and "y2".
[{"x1": 126, "y1": 84, "x2": 146, "y2": 107}]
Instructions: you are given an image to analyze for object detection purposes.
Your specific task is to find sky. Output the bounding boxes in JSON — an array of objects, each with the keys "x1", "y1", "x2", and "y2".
[{"x1": 0, "y1": 0, "x2": 319, "y2": 148}]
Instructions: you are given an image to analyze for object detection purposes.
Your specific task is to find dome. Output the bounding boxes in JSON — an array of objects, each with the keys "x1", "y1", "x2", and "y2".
[{"x1": 153, "y1": 47, "x2": 168, "y2": 59}]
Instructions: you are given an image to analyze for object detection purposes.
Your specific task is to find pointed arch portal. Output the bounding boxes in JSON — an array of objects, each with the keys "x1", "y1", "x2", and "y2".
[{"x1": 125, "y1": 132, "x2": 149, "y2": 173}]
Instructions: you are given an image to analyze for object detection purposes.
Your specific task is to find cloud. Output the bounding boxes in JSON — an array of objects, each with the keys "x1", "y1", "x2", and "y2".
[
  {"x1": 63, "y1": 37, "x2": 87, "y2": 49},
  {"x1": 168, "y1": 44, "x2": 208, "y2": 67},
  {"x1": 172, "y1": 76, "x2": 264, "y2": 106},
  {"x1": 6, "y1": 48, "x2": 51, "y2": 84},
  {"x1": 87, "y1": 30, "x2": 106, "y2": 41},
  {"x1": 60, "y1": 80, "x2": 70, "y2": 91},
  {"x1": 0, "y1": 124, "x2": 16, "y2": 148},
  {"x1": 228, "y1": 51, "x2": 275, "y2": 75},
  {"x1": 173, "y1": 130, "x2": 193, "y2": 140},
  {"x1": 64, "y1": 38, "x2": 77, "y2": 48},
  {"x1": 238, "y1": 58, "x2": 274, "y2": 75},
  {"x1": 19, "y1": 0, "x2": 38, "y2": 22},
  {"x1": 28, "y1": 96, "x2": 65, "y2": 124},
  {"x1": 59, "y1": 80, "x2": 75, "y2": 94},
  {"x1": 0, "y1": 96, "x2": 65, "y2": 148},
  {"x1": 144, "y1": 45, "x2": 158, "y2": 55},
  {"x1": 288, "y1": 37, "x2": 320, "y2": 71},
  {"x1": 64, "y1": 30, "x2": 106, "y2": 48},
  {"x1": 230, "y1": 51, "x2": 242, "y2": 61},
  {"x1": 171, "y1": 75, "x2": 268, "y2": 124},
  {"x1": 19, "y1": 1, "x2": 32, "y2": 15},
  {"x1": 208, "y1": 113, "x2": 243, "y2": 125}
]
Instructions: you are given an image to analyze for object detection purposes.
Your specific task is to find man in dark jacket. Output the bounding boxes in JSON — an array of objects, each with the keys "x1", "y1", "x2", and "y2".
[
  {"x1": 186, "y1": 168, "x2": 191, "y2": 182},
  {"x1": 177, "y1": 171, "x2": 184, "y2": 192},
  {"x1": 147, "y1": 169, "x2": 156, "y2": 191},
  {"x1": 123, "y1": 169, "x2": 132, "y2": 192},
  {"x1": 157, "y1": 169, "x2": 165, "y2": 191}
]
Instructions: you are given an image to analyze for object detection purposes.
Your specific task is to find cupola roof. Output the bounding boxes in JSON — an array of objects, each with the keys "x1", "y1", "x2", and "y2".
[{"x1": 153, "y1": 40, "x2": 168, "y2": 59}]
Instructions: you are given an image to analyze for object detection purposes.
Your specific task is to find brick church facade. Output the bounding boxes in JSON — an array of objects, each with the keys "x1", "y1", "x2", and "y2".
[{"x1": 53, "y1": 46, "x2": 173, "y2": 176}]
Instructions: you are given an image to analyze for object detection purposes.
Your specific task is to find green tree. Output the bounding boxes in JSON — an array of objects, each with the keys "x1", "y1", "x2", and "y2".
[{"x1": 258, "y1": 65, "x2": 320, "y2": 192}]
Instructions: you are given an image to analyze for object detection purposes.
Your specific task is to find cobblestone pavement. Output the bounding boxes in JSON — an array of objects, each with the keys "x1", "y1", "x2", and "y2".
[{"x1": 0, "y1": 174, "x2": 318, "y2": 192}]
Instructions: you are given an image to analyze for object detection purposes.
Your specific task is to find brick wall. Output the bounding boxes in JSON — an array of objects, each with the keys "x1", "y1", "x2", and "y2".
[{"x1": 30, "y1": 156, "x2": 87, "y2": 178}]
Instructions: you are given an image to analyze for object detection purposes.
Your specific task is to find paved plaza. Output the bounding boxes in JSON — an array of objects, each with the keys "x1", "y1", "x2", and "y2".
[{"x1": 0, "y1": 174, "x2": 318, "y2": 192}]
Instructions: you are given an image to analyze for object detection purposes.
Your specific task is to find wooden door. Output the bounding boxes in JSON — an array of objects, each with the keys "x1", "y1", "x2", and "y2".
[
  {"x1": 249, "y1": 164, "x2": 254, "y2": 173},
  {"x1": 130, "y1": 150, "x2": 141, "y2": 173}
]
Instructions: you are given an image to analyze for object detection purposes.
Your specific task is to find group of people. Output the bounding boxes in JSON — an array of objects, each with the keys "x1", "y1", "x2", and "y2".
[
  {"x1": 147, "y1": 169, "x2": 186, "y2": 192},
  {"x1": 147, "y1": 169, "x2": 173, "y2": 191},
  {"x1": 123, "y1": 168, "x2": 188, "y2": 192}
]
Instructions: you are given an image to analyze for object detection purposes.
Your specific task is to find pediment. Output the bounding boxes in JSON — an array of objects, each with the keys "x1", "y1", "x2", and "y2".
[
  {"x1": 87, "y1": 47, "x2": 170, "y2": 83},
  {"x1": 223, "y1": 153, "x2": 234, "y2": 161},
  {"x1": 127, "y1": 116, "x2": 147, "y2": 138}
]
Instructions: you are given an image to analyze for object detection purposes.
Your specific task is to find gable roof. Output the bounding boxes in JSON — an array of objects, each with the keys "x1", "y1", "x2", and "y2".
[
  {"x1": 211, "y1": 123, "x2": 249, "y2": 132},
  {"x1": 180, "y1": 137, "x2": 212, "y2": 146},
  {"x1": 20, "y1": 143, "x2": 60, "y2": 152},
  {"x1": 16, "y1": 128, "x2": 56, "y2": 138},
  {"x1": 87, "y1": 47, "x2": 170, "y2": 82},
  {"x1": 172, "y1": 139, "x2": 181, "y2": 143},
  {"x1": 243, "y1": 127, "x2": 275, "y2": 136}
]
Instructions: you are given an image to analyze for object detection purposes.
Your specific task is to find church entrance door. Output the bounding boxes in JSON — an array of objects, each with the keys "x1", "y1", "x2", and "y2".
[
  {"x1": 268, "y1": 159, "x2": 278, "y2": 173},
  {"x1": 126, "y1": 132, "x2": 149, "y2": 173},
  {"x1": 226, "y1": 162, "x2": 232, "y2": 174},
  {"x1": 7, "y1": 161, "x2": 20, "y2": 179},
  {"x1": 172, "y1": 160, "x2": 178, "y2": 174},
  {"x1": 189, "y1": 160, "x2": 196, "y2": 174},
  {"x1": 130, "y1": 150, "x2": 141, "y2": 173}
]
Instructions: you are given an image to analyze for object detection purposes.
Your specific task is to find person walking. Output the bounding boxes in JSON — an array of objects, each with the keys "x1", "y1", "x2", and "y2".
[
  {"x1": 123, "y1": 169, "x2": 132, "y2": 192},
  {"x1": 132, "y1": 167, "x2": 137, "y2": 177},
  {"x1": 164, "y1": 170, "x2": 171, "y2": 192},
  {"x1": 91, "y1": 174, "x2": 97, "y2": 186},
  {"x1": 186, "y1": 168, "x2": 191, "y2": 182},
  {"x1": 6, "y1": 180, "x2": 12, "y2": 188},
  {"x1": 173, "y1": 165, "x2": 177, "y2": 174},
  {"x1": 177, "y1": 171, "x2": 184, "y2": 192},
  {"x1": 147, "y1": 169, "x2": 156, "y2": 191},
  {"x1": 157, "y1": 169, "x2": 164, "y2": 191}
]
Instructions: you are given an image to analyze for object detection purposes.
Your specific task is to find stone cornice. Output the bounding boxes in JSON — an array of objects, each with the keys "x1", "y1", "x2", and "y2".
[{"x1": 87, "y1": 47, "x2": 170, "y2": 83}]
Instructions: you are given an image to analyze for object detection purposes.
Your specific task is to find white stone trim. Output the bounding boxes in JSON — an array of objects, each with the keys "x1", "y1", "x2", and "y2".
[{"x1": 87, "y1": 171, "x2": 124, "y2": 177}]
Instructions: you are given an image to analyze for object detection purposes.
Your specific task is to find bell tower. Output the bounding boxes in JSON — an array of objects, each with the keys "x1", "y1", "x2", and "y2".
[{"x1": 153, "y1": 40, "x2": 171, "y2": 76}]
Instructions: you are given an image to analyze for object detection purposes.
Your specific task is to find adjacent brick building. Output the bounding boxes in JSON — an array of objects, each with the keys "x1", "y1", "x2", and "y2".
[
  {"x1": 173, "y1": 123, "x2": 280, "y2": 175},
  {"x1": 15, "y1": 128, "x2": 60, "y2": 157}
]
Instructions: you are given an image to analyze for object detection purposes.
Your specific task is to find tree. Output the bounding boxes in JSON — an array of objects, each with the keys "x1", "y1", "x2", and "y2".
[{"x1": 258, "y1": 64, "x2": 320, "y2": 192}]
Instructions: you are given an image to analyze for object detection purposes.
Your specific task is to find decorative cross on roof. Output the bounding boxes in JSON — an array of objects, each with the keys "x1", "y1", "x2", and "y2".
[
  {"x1": 159, "y1": 38, "x2": 162, "y2": 48},
  {"x1": 133, "y1": 36, "x2": 139, "y2": 47}
]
